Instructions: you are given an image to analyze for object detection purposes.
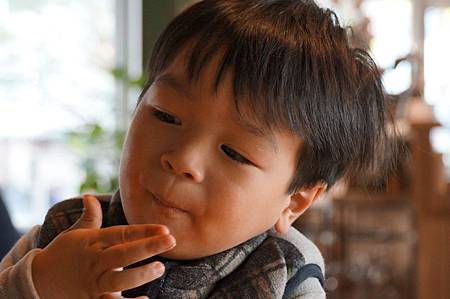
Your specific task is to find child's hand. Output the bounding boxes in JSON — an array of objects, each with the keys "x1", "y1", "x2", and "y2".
[{"x1": 32, "y1": 195, "x2": 175, "y2": 299}]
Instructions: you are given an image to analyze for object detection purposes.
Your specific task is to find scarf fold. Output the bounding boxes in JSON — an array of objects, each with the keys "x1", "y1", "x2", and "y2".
[{"x1": 37, "y1": 190, "x2": 310, "y2": 299}]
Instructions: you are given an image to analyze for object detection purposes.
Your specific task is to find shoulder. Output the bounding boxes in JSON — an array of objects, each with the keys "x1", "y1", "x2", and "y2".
[
  {"x1": 0, "y1": 225, "x2": 41, "y2": 270},
  {"x1": 44, "y1": 194, "x2": 112, "y2": 222},
  {"x1": 36, "y1": 194, "x2": 112, "y2": 249},
  {"x1": 43, "y1": 194, "x2": 112, "y2": 229},
  {"x1": 267, "y1": 227, "x2": 326, "y2": 298},
  {"x1": 268, "y1": 227, "x2": 325, "y2": 274}
]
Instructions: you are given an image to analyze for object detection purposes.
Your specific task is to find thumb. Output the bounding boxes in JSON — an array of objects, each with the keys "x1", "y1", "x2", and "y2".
[{"x1": 69, "y1": 194, "x2": 103, "y2": 230}]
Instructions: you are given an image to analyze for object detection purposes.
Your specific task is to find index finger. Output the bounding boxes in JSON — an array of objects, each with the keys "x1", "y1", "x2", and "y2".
[{"x1": 95, "y1": 224, "x2": 170, "y2": 247}]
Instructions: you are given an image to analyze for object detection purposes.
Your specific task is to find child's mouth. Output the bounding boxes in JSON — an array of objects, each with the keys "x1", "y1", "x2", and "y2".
[{"x1": 149, "y1": 192, "x2": 188, "y2": 214}]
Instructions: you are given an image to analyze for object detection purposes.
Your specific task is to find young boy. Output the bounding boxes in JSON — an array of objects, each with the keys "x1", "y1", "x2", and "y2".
[{"x1": 0, "y1": 0, "x2": 396, "y2": 298}]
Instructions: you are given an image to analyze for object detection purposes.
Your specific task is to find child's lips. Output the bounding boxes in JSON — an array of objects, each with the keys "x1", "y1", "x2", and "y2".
[{"x1": 149, "y1": 191, "x2": 188, "y2": 214}]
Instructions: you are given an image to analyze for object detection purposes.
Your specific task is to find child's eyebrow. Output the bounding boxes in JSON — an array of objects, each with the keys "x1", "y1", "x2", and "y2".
[
  {"x1": 154, "y1": 73, "x2": 278, "y2": 153},
  {"x1": 235, "y1": 117, "x2": 278, "y2": 153},
  {"x1": 154, "y1": 73, "x2": 192, "y2": 99}
]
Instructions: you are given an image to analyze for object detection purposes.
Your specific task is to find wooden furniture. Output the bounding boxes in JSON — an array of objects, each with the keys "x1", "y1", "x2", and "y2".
[
  {"x1": 407, "y1": 99, "x2": 450, "y2": 299},
  {"x1": 331, "y1": 193, "x2": 415, "y2": 299},
  {"x1": 294, "y1": 188, "x2": 416, "y2": 299}
]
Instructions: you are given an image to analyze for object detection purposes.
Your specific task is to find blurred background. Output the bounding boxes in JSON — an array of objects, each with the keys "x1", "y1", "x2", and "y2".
[{"x1": 0, "y1": 0, "x2": 449, "y2": 298}]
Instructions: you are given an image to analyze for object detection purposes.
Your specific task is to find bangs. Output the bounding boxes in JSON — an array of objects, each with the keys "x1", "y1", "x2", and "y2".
[{"x1": 143, "y1": 0, "x2": 327, "y2": 135}]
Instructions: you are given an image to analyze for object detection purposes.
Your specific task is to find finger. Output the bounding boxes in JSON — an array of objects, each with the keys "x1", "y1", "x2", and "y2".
[
  {"x1": 69, "y1": 195, "x2": 103, "y2": 230},
  {"x1": 100, "y1": 293, "x2": 123, "y2": 299},
  {"x1": 97, "y1": 261, "x2": 165, "y2": 293},
  {"x1": 97, "y1": 224, "x2": 170, "y2": 247},
  {"x1": 100, "y1": 292, "x2": 149, "y2": 299},
  {"x1": 100, "y1": 234, "x2": 176, "y2": 270}
]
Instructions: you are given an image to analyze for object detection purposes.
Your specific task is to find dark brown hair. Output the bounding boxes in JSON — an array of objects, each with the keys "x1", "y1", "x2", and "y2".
[{"x1": 138, "y1": 0, "x2": 400, "y2": 193}]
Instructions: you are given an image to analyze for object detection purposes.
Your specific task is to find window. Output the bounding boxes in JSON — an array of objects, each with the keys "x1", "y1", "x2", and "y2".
[
  {"x1": 0, "y1": 0, "x2": 118, "y2": 231},
  {"x1": 425, "y1": 6, "x2": 450, "y2": 175}
]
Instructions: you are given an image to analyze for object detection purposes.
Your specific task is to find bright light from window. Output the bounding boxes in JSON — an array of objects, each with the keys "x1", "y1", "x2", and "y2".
[
  {"x1": 0, "y1": 0, "x2": 116, "y2": 230},
  {"x1": 0, "y1": 0, "x2": 116, "y2": 138},
  {"x1": 425, "y1": 6, "x2": 450, "y2": 176}
]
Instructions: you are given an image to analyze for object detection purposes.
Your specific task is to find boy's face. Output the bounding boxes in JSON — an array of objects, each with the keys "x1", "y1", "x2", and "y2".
[{"x1": 119, "y1": 50, "x2": 304, "y2": 260}]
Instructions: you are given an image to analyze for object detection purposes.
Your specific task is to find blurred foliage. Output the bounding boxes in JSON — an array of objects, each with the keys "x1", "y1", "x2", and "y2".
[
  {"x1": 111, "y1": 67, "x2": 147, "y2": 88},
  {"x1": 67, "y1": 67, "x2": 146, "y2": 194},
  {"x1": 66, "y1": 123, "x2": 125, "y2": 194}
]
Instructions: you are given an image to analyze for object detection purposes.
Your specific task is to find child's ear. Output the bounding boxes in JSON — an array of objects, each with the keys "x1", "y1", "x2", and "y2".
[{"x1": 274, "y1": 184, "x2": 326, "y2": 234}]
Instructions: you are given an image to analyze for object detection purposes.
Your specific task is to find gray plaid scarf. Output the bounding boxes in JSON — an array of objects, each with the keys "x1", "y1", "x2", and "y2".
[{"x1": 37, "y1": 190, "x2": 324, "y2": 298}]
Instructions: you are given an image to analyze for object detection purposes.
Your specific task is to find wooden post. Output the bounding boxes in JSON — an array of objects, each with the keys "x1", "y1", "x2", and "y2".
[{"x1": 407, "y1": 98, "x2": 450, "y2": 299}]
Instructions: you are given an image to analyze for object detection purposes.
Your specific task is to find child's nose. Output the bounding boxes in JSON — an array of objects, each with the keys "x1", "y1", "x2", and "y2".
[{"x1": 160, "y1": 150, "x2": 205, "y2": 183}]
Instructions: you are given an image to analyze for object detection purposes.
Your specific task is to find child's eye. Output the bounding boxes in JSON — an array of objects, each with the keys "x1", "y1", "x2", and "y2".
[
  {"x1": 152, "y1": 109, "x2": 181, "y2": 125},
  {"x1": 221, "y1": 145, "x2": 251, "y2": 165}
]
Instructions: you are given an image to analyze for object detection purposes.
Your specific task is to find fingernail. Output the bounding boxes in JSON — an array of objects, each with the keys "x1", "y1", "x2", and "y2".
[
  {"x1": 154, "y1": 262, "x2": 165, "y2": 276},
  {"x1": 83, "y1": 194, "x2": 92, "y2": 200},
  {"x1": 159, "y1": 225, "x2": 170, "y2": 234},
  {"x1": 168, "y1": 235, "x2": 176, "y2": 247}
]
